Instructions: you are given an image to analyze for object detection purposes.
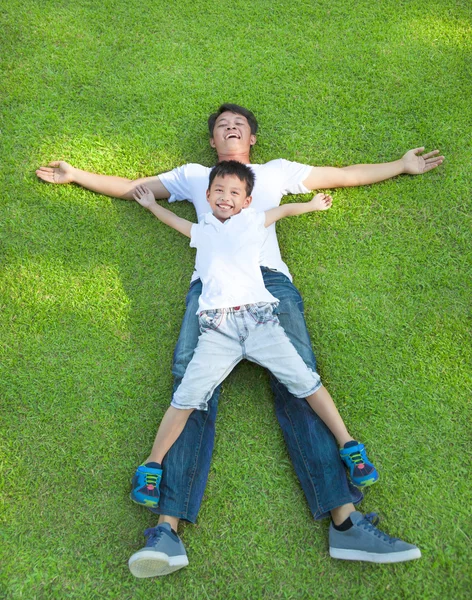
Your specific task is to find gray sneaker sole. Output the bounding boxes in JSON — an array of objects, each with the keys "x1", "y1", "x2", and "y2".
[
  {"x1": 329, "y1": 547, "x2": 421, "y2": 563},
  {"x1": 128, "y1": 550, "x2": 189, "y2": 578}
]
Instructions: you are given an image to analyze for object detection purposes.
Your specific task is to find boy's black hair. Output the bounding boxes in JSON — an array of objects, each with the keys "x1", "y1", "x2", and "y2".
[
  {"x1": 208, "y1": 161, "x2": 256, "y2": 196},
  {"x1": 207, "y1": 103, "x2": 259, "y2": 136}
]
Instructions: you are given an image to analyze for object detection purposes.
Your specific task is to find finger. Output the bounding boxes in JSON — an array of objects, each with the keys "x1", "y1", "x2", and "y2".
[
  {"x1": 425, "y1": 156, "x2": 444, "y2": 165},
  {"x1": 36, "y1": 169, "x2": 55, "y2": 182},
  {"x1": 47, "y1": 161, "x2": 61, "y2": 167},
  {"x1": 412, "y1": 147, "x2": 425, "y2": 155},
  {"x1": 422, "y1": 150, "x2": 440, "y2": 159},
  {"x1": 423, "y1": 162, "x2": 441, "y2": 172}
]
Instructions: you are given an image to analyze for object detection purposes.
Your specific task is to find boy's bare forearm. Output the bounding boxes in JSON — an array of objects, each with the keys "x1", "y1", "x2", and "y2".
[
  {"x1": 147, "y1": 203, "x2": 192, "y2": 237},
  {"x1": 133, "y1": 185, "x2": 192, "y2": 238},
  {"x1": 265, "y1": 194, "x2": 332, "y2": 227}
]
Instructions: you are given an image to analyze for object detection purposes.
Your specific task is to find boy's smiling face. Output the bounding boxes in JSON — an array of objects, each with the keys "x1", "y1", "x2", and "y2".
[{"x1": 206, "y1": 174, "x2": 252, "y2": 223}]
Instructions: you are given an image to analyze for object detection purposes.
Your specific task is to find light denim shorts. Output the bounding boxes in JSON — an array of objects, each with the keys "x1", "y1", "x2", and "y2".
[{"x1": 172, "y1": 302, "x2": 322, "y2": 410}]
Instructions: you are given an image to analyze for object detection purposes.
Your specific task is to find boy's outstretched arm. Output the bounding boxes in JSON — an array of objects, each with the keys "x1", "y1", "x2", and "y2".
[
  {"x1": 265, "y1": 193, "x2": 332, "y2": 227},
  {"x1": 133, "y1": 185, "x2": 192, "y2": 238},
  {"x1": 36, "y1": 160, "x2": 171, "y2": 200},
  {"x1": 302, "y1": 147, "x2": 444, "y2": 190}
]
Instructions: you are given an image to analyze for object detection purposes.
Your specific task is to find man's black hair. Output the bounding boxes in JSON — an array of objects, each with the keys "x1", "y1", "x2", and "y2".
[
  {"x1": 208, "y1": 161, "x2": 256, "y2": 196},
  {"x1": 207, "y1": 103, "x2": 259, "y2": 136}
]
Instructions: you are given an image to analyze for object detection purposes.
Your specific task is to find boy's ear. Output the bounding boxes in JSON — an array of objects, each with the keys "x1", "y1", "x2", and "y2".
[
  {"x1": 206, "y1": 188, "x2": 210, "y2": 201},
  {"x1": 243, "y1": 195, "x2": 252, "y2": 208}
]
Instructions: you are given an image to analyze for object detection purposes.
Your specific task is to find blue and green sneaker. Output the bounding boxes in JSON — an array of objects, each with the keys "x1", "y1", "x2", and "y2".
[
  {"x1": 340, "y1": 441, "x2": 378, "y2": 487},
  {"x1": 131, "y1": 463, "x2": 163, "y2": 508}
]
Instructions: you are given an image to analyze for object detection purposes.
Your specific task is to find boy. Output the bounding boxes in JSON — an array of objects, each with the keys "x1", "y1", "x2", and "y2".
[{"x1": 130, "y1": 161, "x2": 378, "y2": 510}]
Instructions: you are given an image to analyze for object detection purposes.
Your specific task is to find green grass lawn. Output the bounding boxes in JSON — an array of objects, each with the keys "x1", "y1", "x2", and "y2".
[{"x1": 1, "y1": 0, "x2": 471, "y2": 598}]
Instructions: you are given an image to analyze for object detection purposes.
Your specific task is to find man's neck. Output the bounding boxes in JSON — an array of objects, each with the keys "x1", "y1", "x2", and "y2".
[{"x1": 216, "y1": 150, "x2": 251, "y2": 164}]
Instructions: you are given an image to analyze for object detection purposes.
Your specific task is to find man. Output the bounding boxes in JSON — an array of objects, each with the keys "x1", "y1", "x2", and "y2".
[{"x1": 37, "y1": 104, "x2": 443, "y2": 576}]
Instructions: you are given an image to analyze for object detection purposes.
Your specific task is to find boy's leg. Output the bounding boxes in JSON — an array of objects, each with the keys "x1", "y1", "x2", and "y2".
[
  {"x1": 148, "y1": 406, "x2": 195, "y2": 465},
  {"x1": 151, "y1": 279, "x2": 221, "y2": 523},
  {"x1": 245, "y1": 307, "x2": 378, "y2": 488}
]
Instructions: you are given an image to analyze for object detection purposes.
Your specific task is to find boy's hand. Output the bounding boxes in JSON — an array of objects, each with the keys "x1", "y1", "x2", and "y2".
[
  {"x1": 308, "y1": 193, "x2": 333, "y2": 211},
  {"x1": 133, "y1": 184, "x2": 157, "y2": 208}
]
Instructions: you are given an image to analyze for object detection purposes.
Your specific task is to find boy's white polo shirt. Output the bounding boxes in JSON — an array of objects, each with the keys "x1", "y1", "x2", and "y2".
[
  {"x1": 190, "y1": 207, "x2": 278, "y2": 313},
  {"x1": 159, "y1": 160, "x2": 312, "y2": 282}
]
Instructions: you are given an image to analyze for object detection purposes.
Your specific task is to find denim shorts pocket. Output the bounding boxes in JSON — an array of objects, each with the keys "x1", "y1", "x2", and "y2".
[
  {"x1": 199, "y1": 310, "x2": 223, "y2": 332},
  {"x1": 247, "y1": 303, "x2": 278, "y2": 325}
]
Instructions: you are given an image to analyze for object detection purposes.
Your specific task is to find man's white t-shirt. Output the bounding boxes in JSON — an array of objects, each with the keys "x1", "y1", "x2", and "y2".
[
  {"x1": 159, "y1": 159, "x2": 312, "y2": 282},
  {"x1": 190, "y1": 208, "x2": 278, "y2": 313}
]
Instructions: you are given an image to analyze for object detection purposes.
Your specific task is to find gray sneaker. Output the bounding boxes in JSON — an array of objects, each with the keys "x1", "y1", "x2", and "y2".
[
  {"x1": 329, "y1": 511, "x2": 421, "y2": 563},
  {"x1": 128, "y1": 523, "x2": 189, "y2": 578}
]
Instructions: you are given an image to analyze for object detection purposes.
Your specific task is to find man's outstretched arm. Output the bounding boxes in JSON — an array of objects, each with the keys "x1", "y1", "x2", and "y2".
[
  {"x1": 302, "y1": 147, "x2": 444, "y2": 191},
  {"x1": 35, "y1": 161, "x2": 170, "y2": 200}
]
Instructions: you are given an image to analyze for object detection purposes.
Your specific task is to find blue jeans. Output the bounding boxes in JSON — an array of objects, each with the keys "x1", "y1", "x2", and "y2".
[{"x1": 152, "y1": 268, "x2": 363, "y2": 522}]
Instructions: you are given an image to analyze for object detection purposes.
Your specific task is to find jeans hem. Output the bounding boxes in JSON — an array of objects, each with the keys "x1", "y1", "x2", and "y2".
[
  {"x1": 313, "y1": 490, "x2": 364, "y2": 521},
  {"x1": 147, "y1": 505, "x2": 198, "y2": 524}
]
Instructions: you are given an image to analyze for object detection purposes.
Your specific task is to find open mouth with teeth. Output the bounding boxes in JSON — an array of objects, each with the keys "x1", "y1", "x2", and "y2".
[
  {"x1": 225, "y1": 133, "x2": 240, "y2": 140},
  {"x1": 216, "y1": 202, "x2": 233, "y2": 211}
]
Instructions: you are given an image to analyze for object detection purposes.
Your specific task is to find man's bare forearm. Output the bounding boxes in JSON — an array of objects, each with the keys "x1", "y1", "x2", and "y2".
[
  {"x1": 36, "y1": 160, "x2": 171, "y2": 200},
  {"x1": 340, "y1": 159, "x2": 404, "y2": 186},
  {"x1": 71, "y1": 168, "x2": 170, "y2": 200},
  {"x1": 302, "y1": 147, "x2": 444, "y2": 191},
  {"x1": 70, "y1": 168, "x2": 134, "y2": 198},
  {"x1": 302, "y1": 160, "x2": 404, "y2": 190}
]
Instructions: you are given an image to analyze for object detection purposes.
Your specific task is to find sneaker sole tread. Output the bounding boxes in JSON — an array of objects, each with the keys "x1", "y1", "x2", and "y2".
[
  {"x1": 128, "y1": 551, "x2": 189, "y2": 578},
  {"x1": 329, "y1": 547, "x2": 421, "y2": 563}
]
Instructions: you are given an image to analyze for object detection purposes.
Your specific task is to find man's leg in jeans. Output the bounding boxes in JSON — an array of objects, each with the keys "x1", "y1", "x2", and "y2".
[
  {"x1": 128, "y1": 279, "x2": 222, "y2": 578},
  {"x1": 261, "y1": 268, "x2": 363, "y2": 519},
  {"x1": 260, "y1": 268, "x2": 421, "y2": 563},
  {"x1": 156, "y1": 279, "x2": 221, "y2": 524}
]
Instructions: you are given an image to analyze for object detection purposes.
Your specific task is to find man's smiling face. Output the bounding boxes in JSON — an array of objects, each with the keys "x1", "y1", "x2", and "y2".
[
  {"x1": 206, "y1": 174, "x2": 252, "y2": 222},
  {"x1": 209, "y1": 111, "x2": 257, "y2": 154}
]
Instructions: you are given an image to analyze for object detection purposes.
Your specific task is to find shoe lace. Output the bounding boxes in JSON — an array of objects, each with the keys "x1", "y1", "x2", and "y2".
[
  {"x1": 364, "y1": 512, "x2": 380, "y2": 527},
  {"x1": 359, "y1": 515, "x2": 398, "y2": 544},
  {"x1": 347, "y1": 450, "x2": 365, "y2": 465},
  {"x1": 144, "y1": 527, "x2": 164, "y2": 545},
  {"x1": 145, "y1": 473, "x2": 160, "y2": 488}
]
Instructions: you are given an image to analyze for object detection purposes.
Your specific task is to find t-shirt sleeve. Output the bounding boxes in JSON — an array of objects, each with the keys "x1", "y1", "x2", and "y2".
[
  {"x1": 277, "y1": 159, "x2": 313, "y2": 195},
  {"x1": 189, "y1": 222, "x2": 201, "y2": 249},
  {"x1": 253, "y1": 210, "x2": 267, "y2": 231},
  {"x1": 246, "y1": 209, "x2": 268, "y2": 241},
  {"x1": 158, "y1": 164, "x2": 193, "y2": 204}
]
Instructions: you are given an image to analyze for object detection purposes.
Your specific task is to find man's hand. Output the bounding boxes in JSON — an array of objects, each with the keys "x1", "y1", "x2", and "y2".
[
  {"x1": 402, "y1": 148, "x2": 444, "y2": 175},
  {"x1": 133, "y1": 184, "x2": 157, "y2": 209},
  {"x1": 307, "y1": 193, "x2": 333, "y2": 212},
  {"x1": 36, "y1": 161, "x2": 75, "y2": 184}
]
